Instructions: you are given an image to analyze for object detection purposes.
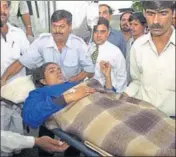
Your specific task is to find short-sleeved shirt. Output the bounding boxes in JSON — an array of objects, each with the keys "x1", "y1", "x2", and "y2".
[
  {"x1": 1, "y1": 23, "x2": 30, "y2": 83},
  {"x1": 108, "y1": 27, "x2": 127, "y2": 58},
  {"x1": 8, "y1": 1, "x2": 29, "y2": 28},
  {"x1": 125, "y1": 27, "x2": 175, "y2": 116},
  {"x1": 1, "y1": 23, "x2": 30, "y2": 157},
  {"x1": 19, "y1": 33, "x2": 94, "y2": 79}
]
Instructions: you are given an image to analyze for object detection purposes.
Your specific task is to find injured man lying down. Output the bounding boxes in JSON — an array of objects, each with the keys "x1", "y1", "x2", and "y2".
[{"x1": 1, "y1": 62, "x2": 175, "y2": 156}]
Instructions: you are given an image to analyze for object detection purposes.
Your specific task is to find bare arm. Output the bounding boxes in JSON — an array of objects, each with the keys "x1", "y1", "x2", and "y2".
[
  {"x1": 100, "y1": 61, "x2": 113, "y2": 90},
  {"x1": 68, "y1": 72, "x2": 94, "y2": 82},
  {"x1": 63, "y1": 86, "x2": 95, "y2": 103},
  {"x1": 1, "y1": 61, "x2": 24, "y2": 86},
  {"x1": 22, "y1": 13, "x2": 33, "y2": 36}
]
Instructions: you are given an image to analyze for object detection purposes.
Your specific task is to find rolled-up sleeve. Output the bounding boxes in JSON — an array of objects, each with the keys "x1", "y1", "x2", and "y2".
[
  {"x1": 125, "y1": 45, "x2": 141, "y2": 97},
  {"x1": 1, "y1": 130, "x2": 34, "y2": 153},
  {"x1": 78, "y1": 42, "x2": 95, "y2": 73},
  {"x1": 19, "y1": 1, "x2": 29, "y2": 14},
  {"x1": 19, "y1": 38, "x2": 43, "y2": 69}
]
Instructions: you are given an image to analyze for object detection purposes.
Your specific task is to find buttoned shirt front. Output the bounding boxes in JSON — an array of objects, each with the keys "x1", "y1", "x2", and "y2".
[
  {"x1": 19, "y1": 33, "x2": 94, "y2": 80},
  {"x1": 125, "y1": 28, "x2": 175, "y2": 116},
  {"x1": 88, "y1": 41, "x2": 127, "y2": 93},
  {"x1": 1, "y1": 23, "x2": 30, "y2": 83},
  {"x1": 1, "y1": 23, "x2": 30, "y2": 157}
]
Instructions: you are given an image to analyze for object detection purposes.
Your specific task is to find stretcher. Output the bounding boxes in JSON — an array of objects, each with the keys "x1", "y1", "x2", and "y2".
[
  {"x1": 0, "y1": 75, "x2": 111, "y2": 156},
  {"x1": 1, "y1": 76, "x2": 175, "y2": 156}
]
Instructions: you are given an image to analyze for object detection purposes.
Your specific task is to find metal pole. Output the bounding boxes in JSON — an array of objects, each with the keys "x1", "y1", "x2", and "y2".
[
  {"x1": 53, "y1": 0, "x2": 56, "y2": 12},
  {"x1": 47, "y1": 1, "x2": 51, "y2": 33}
]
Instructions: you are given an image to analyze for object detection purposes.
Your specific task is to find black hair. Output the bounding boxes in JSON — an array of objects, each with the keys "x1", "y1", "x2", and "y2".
[
  {"x1": 31, "y1": 62, "x2": 57, "y2": 88},
  {"x1": 129, "y1": 12, "x2": 147, "y2": 26},
  {"x1": 93, "y1": 17, "x2": 110, "y2": 32},
  {"x1": 51, "y1": 10, "x2": 72, "y2": 25},
  {"x1": 142, "y1": 1, "x2": 175, "y2": 12},
  {"x1": 120, "y1": 11, "x2": 133, "y2": 21},
  {"x1": 99, "y1": 4, "x2": 114, "y2": 15},
  {"x1": 7, "y1": 1, "x2": 11, "y2": 7}
]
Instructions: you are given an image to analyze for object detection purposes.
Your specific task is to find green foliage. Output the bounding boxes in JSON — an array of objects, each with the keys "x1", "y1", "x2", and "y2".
[{"x1": 132, "y1": 1, "x2": 143, "y2": 12}]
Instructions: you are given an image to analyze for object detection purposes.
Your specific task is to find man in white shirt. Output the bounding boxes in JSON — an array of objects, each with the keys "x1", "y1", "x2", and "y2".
[
  {"x1": 1, "y1": 130, "x2": 69, "y2": 156},
  {"x1": 1, "y1": 2, "x2": 69, "y2": 156},
  {"x1": 88, "y1": 17, "x2": 127, "y2": 93},
  {"x1": 1, "y1": 0, "x2": 30, "y2": 137},
  {"x1": 8, "y1": 1, "x2": 34, "y2": 42},
  {"x1": 48, "y1": 1, "x2": 99, "y2": 44},
  {"x1": 121, "y1": 1, "x2": 175, "y2": 117}
]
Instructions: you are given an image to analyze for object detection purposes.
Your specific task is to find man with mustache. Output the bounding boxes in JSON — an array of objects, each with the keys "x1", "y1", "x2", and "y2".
[
  {"x1": 126, "y1": 12, "x2": 147, "y2": 84},
  {"x1": 120, "y1": 11, "x2": 133, "y2": 41},
  {"x1": 1, "y1": 0, "x2": 30, "y2": 140},
  {"x1": 1, "y1": 9, "x2": 94, "y2": 86},
  {"x1": 0, "y1": 1, "x2": 69, "y2": 156},
  {"x1": 121, "y1": 1, "x2": 175, "y2": 118}
]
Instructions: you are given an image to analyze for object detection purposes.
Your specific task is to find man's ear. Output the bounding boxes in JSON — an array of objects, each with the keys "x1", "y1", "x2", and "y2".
[
  {"x1": 40, "y1": 79, "x2": 46, "y2": 85},
  {"x1": 143, "y1": 9, "x2": 146, "y2": 18},
  {"x1": 107, "y1": 30, "x2": 110, "y2": 37},
  {"x1": 109, "y1": 14, "x2": 112, "y2": 21}
]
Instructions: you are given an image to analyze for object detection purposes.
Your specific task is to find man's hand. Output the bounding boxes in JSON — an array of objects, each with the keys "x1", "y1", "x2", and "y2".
[
  {"x1": 100, "y1": 61, "x2": 111, "y2": 78},
  {"x1": 35, "y1": 136, "x2": 69, "y2": 153},
  {"x1": 68, "y1": 72, "x2": 93, "y2": 82},
  {"x1": 64, "y1": 86, "x2": 95, "y2": 103},
  {"x1": 0, "y1": 78, "x2": 6, "y2": 87}
]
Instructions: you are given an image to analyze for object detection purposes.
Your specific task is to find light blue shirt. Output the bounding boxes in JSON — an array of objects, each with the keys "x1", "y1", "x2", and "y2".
[{"x1": 19, "y1": 33, "x2": 94, "y2": 79}]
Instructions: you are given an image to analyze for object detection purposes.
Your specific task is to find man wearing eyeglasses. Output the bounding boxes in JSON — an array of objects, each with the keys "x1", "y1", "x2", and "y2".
[
  {"x1": 1, "y1": 10, "x2": 95, "y2": 86},
  {"x1": 88, "y1": 17, "x2": 127, "y2": 94}
]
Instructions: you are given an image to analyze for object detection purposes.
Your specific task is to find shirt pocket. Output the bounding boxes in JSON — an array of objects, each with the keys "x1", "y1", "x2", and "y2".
[{"x1": 63, "y1": 58, "x2": 79, "y2": 78}]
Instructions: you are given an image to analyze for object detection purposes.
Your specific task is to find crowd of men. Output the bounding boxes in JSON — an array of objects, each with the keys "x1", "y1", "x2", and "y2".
[{"x1": 1, "y1": 0, "x2": 175, "y2": 156}]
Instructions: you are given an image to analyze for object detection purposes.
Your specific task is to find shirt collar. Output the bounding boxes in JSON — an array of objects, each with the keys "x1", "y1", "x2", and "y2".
[
  {"x1": 109, "y1": 26, "x2": 114, "y2": 34},
  {"x1": 46, "y1": 34, "x2": 72, "y2": 49},
  {"x1": 7, "y1": 23, "x2": 17, "y2": 32},
  {"x1": 148, "y1": 26, "x2": 175, "y2": 45},
  {"x1": 1, "y1": 23, "x2": 15, "y2": 39},
  {"x1": 141, "y1": 26, "x2": 175, "y2": 46}
]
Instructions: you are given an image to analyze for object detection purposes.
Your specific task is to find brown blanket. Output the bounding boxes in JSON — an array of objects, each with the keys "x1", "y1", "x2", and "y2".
[{"x1": 53, "y1": 79, "x2": 175, "y2": 156}]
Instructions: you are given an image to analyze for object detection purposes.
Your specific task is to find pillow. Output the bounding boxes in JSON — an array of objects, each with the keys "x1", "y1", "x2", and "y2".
[{"x1": 1, "y1": 75, "x2": 36, "y2": 104}]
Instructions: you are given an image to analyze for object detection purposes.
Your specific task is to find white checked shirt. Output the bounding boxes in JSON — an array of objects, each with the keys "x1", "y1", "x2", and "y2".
[{"x1": 125, "y1": 27, "x2": 175, "y2": 116}]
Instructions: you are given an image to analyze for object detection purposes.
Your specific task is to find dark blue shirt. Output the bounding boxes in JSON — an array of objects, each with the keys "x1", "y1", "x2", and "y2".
[
  {"x1": 22, "y1": 82, "x2": 78, "y2": 128},
  {"x1": 108, "y1": 27, "x2": 127, "y2": 58}
]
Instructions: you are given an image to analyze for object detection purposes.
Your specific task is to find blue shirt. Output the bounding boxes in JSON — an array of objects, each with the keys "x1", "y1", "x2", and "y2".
[
  {"x1": 19, "y1": 33, "x2": 94, "y2": 79},
  {"x1": 108, "y1": 27, "x2": 127, "y2": 58},
  {"x1": 22, "y1": 82, "x2": 78, "y2": 128}
]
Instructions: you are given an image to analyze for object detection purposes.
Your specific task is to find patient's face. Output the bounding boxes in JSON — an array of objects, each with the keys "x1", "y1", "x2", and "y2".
[{"x1": 41, "y1": 64, "x2": 64, "y2": 85}]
